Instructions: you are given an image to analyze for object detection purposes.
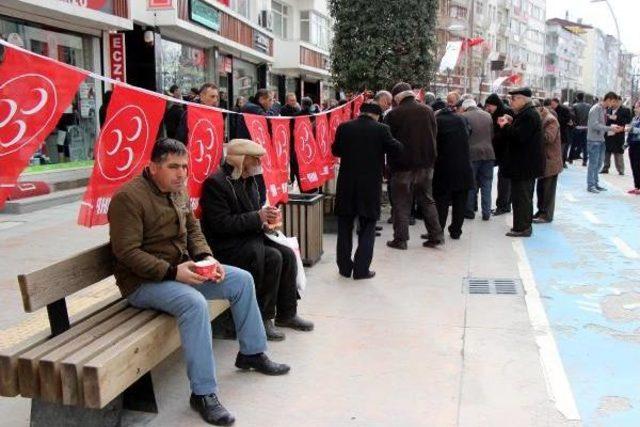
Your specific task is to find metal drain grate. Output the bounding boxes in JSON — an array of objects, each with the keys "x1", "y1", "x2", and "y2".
[{"x1": 463, "y1": 278, "x2": 521, "y2": 295}]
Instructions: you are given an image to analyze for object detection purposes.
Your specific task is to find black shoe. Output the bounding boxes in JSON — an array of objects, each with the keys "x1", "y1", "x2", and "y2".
[
  {"x1": 582, "y1": 162, "x2": 587, "y2": 167},
  {"x1": 375, "y1": 232, "x2": 381, "y2": 237},
  {"x1": 449, "y1": 233, "x2": 461, "y2": 240},
  {"x1": 375, "y1": 225, "x2": 383, "y2": 231},
  {"x1": 423, "y1": 239, "x2": 444, "y2": 248},
  {"x1": 353, "y1": 271, "x2": 376, "y2": 280},
  {"x1": 235, "y1": 352, "x2": 290, "y2": 375},
  {"x1": 532, "y1": 217, "x2": 551, "y2": 224},
  {"x1": 600, "y1": 169, "x2": 608, "y2": 174},
  {"x1": 190, "y1": 393, "x2": 235, "y2": 426},
  {"x1": 386, "y1": 239, "x2": 407, "y2": 250},
  {"x1": 386, "y1": 216, "x2": 393, "y2": 224},
  {"x1": 263, "y1": 319, "x2": 286, "y2": 341},
  {"x1": 506, "y1": 228, "x2": 532, "y2": 237},
  {"x1": 420, "y1": 233, "x2": 429, "y2": 240},
  {"x1": 464, "y1": 213, "x2": 475, "y2": 219},
  {"x1": 619, "y1": 172, "x2": 625, "y2": 176},
  {"x1": 491, "y1": 208, "x2": 510, "y2": 216},
  {"x1": 595, "y1": 186, "x2": 607, "y2": 191},
  {"x1": 339, "y1": 270, "x2": 352, "y2": 278},
  {"x1": 275, "y1": 315, "x2": 314, "y2": 331},
  {"x1": 533, "y1": 211, "x2": 541, "y2": 219},
  {"x1": 409, "y1": 217, "x2": 416, "y2": 226},
  {"x1": 482, "y1": 214, "x2": 490, "y2": 221}
]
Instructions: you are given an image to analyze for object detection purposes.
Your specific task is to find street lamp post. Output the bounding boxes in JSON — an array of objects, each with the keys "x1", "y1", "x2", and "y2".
[{"x1": 591, "y1": 0, "x2": 623, "y2": 93}]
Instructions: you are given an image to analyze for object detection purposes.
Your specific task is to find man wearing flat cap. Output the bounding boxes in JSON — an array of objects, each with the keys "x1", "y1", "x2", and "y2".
[
  {"x1": 332, "y1": 102, "x2": 402, "y2": 279},
  {"x1": 200, "y1": 139, "x2": 314, "y2": 341},
  {"x1": 497, "y1": 87, "x2": 545, "y2": 237}
]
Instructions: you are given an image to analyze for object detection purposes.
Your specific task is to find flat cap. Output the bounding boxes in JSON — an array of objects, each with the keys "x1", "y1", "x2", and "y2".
[
  {"x1": 227, "y1": 139, "x2": 266, "y2": 157},
  {"x1": 508, "y1": 87, "x2": 532, "y2": 97}
]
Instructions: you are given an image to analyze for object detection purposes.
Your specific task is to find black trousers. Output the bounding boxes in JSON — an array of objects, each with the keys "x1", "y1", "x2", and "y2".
[
  {"x1": 435, "y1": 190, "x2": 467, "y2": 238},
  {"x1": 535, "y1": 175, "x2": 558, "y2": 221},
  {"x1": 260, "y1": 239, "x2": 298, "y2": 320},
  {"x1": 495, "y1": 167, "x2": 512, "y2": 212},
  {"x1": 630, "y1": 144, "x2": 640, "y2": 189},
  {"x1": 511, "y1": 179, "x2": 535, "y2": 232},
  {"x1": 337, "y1": 215, "x2": 376, "y2": 278}
]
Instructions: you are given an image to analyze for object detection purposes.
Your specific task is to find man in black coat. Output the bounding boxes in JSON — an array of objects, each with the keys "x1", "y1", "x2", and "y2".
[
  {"x1": 432, "y1": 102, "x2": 474, "y2": 239},
  {"x1": 333, "y1": 103, "x2": 402, "y2": 280},
  {"x1": 200, "y1": 139, "x2": 314, "y2": 341},
  {"x1": 550, "y1": 98, "x2": 572, "y2": 167},
  {"x1": 602, "y1": 96, "x2": 632, "y2": 175},
  {"x1": 498, "y1": 87, "x2": 545, "y2": 237},
  {"x1": 484, "y1": 93, "x2": 513, "y2": 215}
]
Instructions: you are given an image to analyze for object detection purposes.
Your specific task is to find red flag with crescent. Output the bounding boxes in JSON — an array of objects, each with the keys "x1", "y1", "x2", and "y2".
[
  {"x1": 0, "y1": 45, "x2": 87, "y2": 209},
  {"x1": 314, "y1": 112, "x2": 335, "y2": 179},
  {"x1": 187, "y1": 104, "x2": 224, "y2": 216},
  {"x1": 268, "y1": 117, "x2": 291, "y2": 205},
  {"x1": 293, "y1": 116, "x2": 322, "y2": 191},
  {"x1": 78, "y1": 85, "x2": 166, "y2": 227},
  {"x1": 245, "y1": 113, "x2": 288, "y2": 205}
]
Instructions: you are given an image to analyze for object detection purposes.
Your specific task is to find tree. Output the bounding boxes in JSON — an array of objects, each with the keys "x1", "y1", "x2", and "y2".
[{"x1": 329, "y1": 0, "x2": 439, "y2": 91}]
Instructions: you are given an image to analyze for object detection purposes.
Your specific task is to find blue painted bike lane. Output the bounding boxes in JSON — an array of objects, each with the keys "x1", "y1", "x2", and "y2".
[{"x1": 522, "y1": 167, "x2": 640, "y2": 426}]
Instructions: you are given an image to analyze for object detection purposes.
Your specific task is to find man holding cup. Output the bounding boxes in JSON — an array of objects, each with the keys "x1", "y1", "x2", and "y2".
[
  {"x1": 108, "y1": 138, "x2": 290, "y2": 426},
  {"x1": 200, "y1": 139, "x2": 314, "y2": 341}
]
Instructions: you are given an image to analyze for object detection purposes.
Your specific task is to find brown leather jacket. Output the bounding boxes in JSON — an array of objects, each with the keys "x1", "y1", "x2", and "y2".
[{"x1": 108, "y1": 170, "x2": 212, "y2": 297}]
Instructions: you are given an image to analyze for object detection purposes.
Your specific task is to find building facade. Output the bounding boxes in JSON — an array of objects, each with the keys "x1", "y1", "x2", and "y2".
[{"x1": 544, "y1": 18, "x2": 588, "y2": 99}]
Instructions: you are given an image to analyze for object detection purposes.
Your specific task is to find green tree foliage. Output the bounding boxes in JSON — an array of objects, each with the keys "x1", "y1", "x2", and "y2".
[{"x1": 329, "y1": 0, "x2": 439, "y2": 91}]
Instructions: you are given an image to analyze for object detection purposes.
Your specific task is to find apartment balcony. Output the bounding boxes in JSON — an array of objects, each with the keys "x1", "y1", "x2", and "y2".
[{"x1": 272, "y1": 39, "x2": 331, "y2": 80}]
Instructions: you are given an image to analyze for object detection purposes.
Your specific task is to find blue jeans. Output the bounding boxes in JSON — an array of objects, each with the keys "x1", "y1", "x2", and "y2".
[
  {"x1": 587, "y1": 140, "x2": 606, "y2": 189},
  {"x1": 466, "y1": 159, "x2": 494, "y2": 217},
  {"x1": 127, "y1": 265, "x2": 267, "y2": 395}
]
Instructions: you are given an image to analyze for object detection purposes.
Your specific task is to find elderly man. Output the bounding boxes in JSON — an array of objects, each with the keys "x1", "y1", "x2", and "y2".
[
  {"x1": 533, "y1": 100, "x2": 563, "y2": 223},
  {"x1": 461, "y1": 98, "x2": 495, "y2": 221},
  {"x1": 280, "y1": 92, "x2": 301, "y2": 117},
  {"x1": 446, "y1": 91, "x2": 461, "y2": 109},
  {"x1": 385, "y1": 82, "x2": 443, "y2": 249},
  {"x1": 333, "y1": 102, "x2": 402, "y2": 279},
  {"x1": 109, "y1": 138, "x2": 290, "y2": 426},
  {"x1": 497, "y1": 87, "x2": 545, "y2": 237},
  {"x1": 374, "y1": 90, "x2": 393, "y2": 116},
  {"x1": 200, "y1": 139, "x2": 314, "y2": 341}
]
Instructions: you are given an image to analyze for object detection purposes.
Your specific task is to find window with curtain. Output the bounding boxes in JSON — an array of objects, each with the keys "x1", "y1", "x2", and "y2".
[
  {"x1": 272, "y1": 0, "x2": 288, "y2": 39},
  {"x1": 300, "y1": 10, "x2": 330, "y2": 51}
]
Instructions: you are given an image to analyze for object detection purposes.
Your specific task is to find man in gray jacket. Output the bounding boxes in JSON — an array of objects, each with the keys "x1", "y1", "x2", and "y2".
[
  {"x1": 461, "y1": 99, "x2": 495, "y2": 220},
  {"x1": 586, "y1": 92, "x2": 624, "y2": 193}
]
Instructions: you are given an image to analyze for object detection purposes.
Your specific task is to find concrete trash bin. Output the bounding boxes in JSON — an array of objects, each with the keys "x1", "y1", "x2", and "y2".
[{"x1": 282, "y1": 193, "x2": 324, "y2": 266}]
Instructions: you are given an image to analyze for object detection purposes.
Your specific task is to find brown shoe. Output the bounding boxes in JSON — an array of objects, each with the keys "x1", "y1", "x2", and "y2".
[{"x1": 386, "y1": 239, "x2": 407, "y2": 250}]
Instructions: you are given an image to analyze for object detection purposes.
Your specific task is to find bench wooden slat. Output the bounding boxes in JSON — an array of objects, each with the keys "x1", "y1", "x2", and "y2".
[
  {"x1": 17, "y1": 299, "x2": 129, "y2": 398},
  {"x1": 0, "y1": 330, "x2": 50, "y2": 397},
  {"x1": 60, "y1": 310, "x2": 160, "y2": 406},
  {"x1": 82, "y1": 300, "x2": 230, "y2": 409},
  {"x1": 18, "y1": 244, "x2": 113, "y2": 312},
  {"x1": 37, "y1": 307, "x2": 142, "y2": 402}
]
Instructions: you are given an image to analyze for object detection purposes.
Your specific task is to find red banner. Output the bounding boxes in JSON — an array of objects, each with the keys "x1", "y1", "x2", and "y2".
[
  {"x1": 78, "y1": 85, "x2": 166, "y2": 227},
  {"x1": 329, "y1": 107, "x2": 344, "y2": 144},
  {"x1": 0, "y1": 46, "x2": 87, "y2": 210},
  {"x1": 244, "y1": 113, "x2": 287, "y2": 205},
  {"x1": 352, "y1": 94, "x2": 364, "y2": 118},
  {"x1": 187, "y1": 105, "x2": 224, "y2": 216},
  {"x1": 293, "y1": 116, "x2": 322, "y2": 191},
  {"x1": 269, "y1": 117, "x2": 291, "y2": 205},
  {"x1": 314, "y1": 113, "x2": 335, "y2": 180},
  {"x1": 342, "y1": 102, "x2": 352, "y2": 122}
]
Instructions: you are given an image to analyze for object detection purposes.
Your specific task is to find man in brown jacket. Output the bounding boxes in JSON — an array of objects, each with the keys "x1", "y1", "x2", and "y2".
[
  {"x1": 108, "y1": 138, "x2": 290, "y2": 426},
  {"x1": 385, "y1": 82, "x2": 443, "y2": 249},
  {"x1": 533, "y1": 103, "x2": 563, "y2": 223}
]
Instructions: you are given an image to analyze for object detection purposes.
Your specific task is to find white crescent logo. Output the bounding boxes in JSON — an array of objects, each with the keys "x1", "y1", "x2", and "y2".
[
  {"x1": 296, "y1": 121, "x2": 314, "y2": 165},
  {"x1": 0, "y1": 74, "x2": 57, "y2": 157},
  {"x1": 188, "y1": 118, "x2": 217, "y2": 184}
]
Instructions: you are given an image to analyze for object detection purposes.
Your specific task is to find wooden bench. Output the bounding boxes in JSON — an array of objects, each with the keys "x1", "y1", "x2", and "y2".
[{"x1": 0, "y1": 243, "x2": 229, "y2": 426}]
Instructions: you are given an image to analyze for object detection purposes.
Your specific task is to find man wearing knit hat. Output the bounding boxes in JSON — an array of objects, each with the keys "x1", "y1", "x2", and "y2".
[
  {"x1": 200, "y1": 139, "x2": 314, "y2": 341},
  {"x1": 384, "y1": 82, "x2": 444, "y2": 249}
]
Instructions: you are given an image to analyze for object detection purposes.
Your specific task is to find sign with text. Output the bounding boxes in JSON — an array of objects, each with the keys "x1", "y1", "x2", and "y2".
[
  {"x1": 108, "y1": 33, "x2": 126, "y2": 83},
  {"x1": 190, "y1": 0, "x2": 220, "y2": 32}
]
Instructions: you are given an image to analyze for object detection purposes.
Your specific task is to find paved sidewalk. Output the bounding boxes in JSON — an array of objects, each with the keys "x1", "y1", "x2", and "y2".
[{"x1": 0, "y1": 195, "x2": 577, "y2": 426}]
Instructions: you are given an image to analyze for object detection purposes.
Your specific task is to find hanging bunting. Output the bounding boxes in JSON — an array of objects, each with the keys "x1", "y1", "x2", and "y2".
[
  {"x1": 269, "y1": 117, "x2": 291, "y2": 205},
  {"x1": 187, "y1": 104, "x2": 224, "y2": 216},
  {"x1": 314, "y1": 112, "x2": 335, "y2": 180},
  {"x1": 293, "y1": 116, "x2": 323, "y2": 191},
  {"x1": 245, "y1": 113, "x2": 288, "y2": 205},
  {"x1": 78, "y1": 85, "x2": 166, "y2": 227},
  {"x1": 0, "y1": 45, "x2": 87, "y2": 209},
  {"x1": 352, "y1": 94, "x2": 364, "y2": 118}
]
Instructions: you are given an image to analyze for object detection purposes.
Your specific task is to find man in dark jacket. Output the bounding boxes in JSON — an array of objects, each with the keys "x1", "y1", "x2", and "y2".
[
  {"x1": 485, "y1": 93, "x2": 513, "y2": 215},
  {"x1": 432, "y1": 102, "x2": 475, "y2": 239},
  {"x1": 602, "y1": 95, "x2": 632, "y2": 175},
  {"x1": 550, "y1": 98, "x2": 572, "y2": 167},
  {"x1": 384, "y1": 82, "x2": 443, "y2": 249},
  {"x1": 236, "y1": 89, "x2": 275, "y2": 139},
  {"x1": 280, "y1": 92, "x2": 301, "y2": 117},
  {"x1": 176, "y1": 83, "x2": 220, "y2": 143},
  {"x1": 333, "y1": 102, "x2": 402, "y2": 279},
  {"x1": 109, "y1": 138, "x2": 289, "y2": 426},
  {"x1": 498, "y1": 87, "x2": 545, "y2": 237},
  {"x1": 163, "y1": 85, "x2": 184, "y2": 139},
  {"x1": 571, "y1": 92, "x2": 591, "y2": 165},
  {"x1": 200, "y1": 139, "x2": 314, "y2": 341}
]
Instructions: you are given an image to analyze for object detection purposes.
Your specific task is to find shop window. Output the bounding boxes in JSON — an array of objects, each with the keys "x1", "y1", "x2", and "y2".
[
  {"x1": 0, "y1": 16, "x2": 100, "y2": 166},
  {"x1": 272, "y1": 0, "x2": 288, "y2": 39},
  {"x1": 160, "y1": 38, "x2": 208, "y2": 96}
]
